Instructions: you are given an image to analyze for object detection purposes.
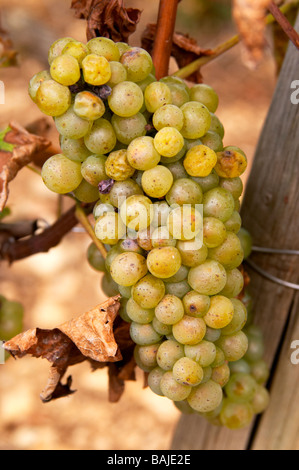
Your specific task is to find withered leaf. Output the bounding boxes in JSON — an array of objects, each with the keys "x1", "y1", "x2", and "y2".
[
  {"x1": 0, "y1": 13, "x2": 17, "y2": 67},
  {"x1": 141, "y1": 24, "x2": 212, "y2": 83},
  {"x1": 71, "y1": 0, "x2": 142, "y2": 42},
  {"x1": 0, "y1": 122, "x2": 50, "y2": 211},
  {"x1": 233, "y1": 0, "x2": 271, "y2": 68},
  {"x1": 4, "y1": 296, "x2": 136, "y2": 403}
]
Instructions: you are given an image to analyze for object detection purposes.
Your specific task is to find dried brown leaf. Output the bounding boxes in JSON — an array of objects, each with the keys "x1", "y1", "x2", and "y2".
[
  {"x1": 233, "y1": 0, "x2": 271, "y2": 68},
  {"x1": 0, "y1": 122, "x2": 50, "y2": 211},
  {"x1": 4, "y1": 296, "x2": 132, "y2": 402},
  {"x1": 0, "y1": 13, "x2": 17, "y2": 67},
  {"x1": 71, "y1": 0, "x2": 142, "y2": 42},
  {"x1": 141, "y1": 24, "x2": 212, "y2": 83}
]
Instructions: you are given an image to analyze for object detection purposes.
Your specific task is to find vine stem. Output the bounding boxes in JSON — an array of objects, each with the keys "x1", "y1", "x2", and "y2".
[
  {"x1": 152, "y1": 0, "x2": 179, "y2": 79},
  {"x1": 75, "y1": 204, "x2": 107, "y2": 259},
  {"x1": 268, "y1": 1, "x2": 299, "y2": 49},
  {"x1": 174, "y1": 1, "x2": 299, "y2": 80}
]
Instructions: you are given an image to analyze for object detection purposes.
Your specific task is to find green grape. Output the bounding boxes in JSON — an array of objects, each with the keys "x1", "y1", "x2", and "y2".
[
  {"x1": 105, "y1": 245, "x2": 123, "y2": 273},
  {"x1": 250, "y1": 360, "x2": 270, "y2": 385},
  {"x1": 225, "y1": 373, "x2": 257, "y2": 403},
  {"x1": 120, "y1": 195, "x2": 153, "y2": 232},
  {"x1": 119, "y1": 300, "x2": 132, "y2": 323},
  {"x1": 156, "y1": 340, "x2": 185, "y2": 371},
  {"x1": 42, "y1": 154, "x2": 82, "y2": 194},
  {"x1": 105, "y1": 149, "x2": 135, "y2": 181},
  {"x1": 172, "y1": 316, "x2": 206, "y2": 346},
  {"x1": 130, "y1": 322, "x2": 163, "y2": 346},
  {"x1": 132, "y1": 274, "x2": 165, "y2": 309},
  {"x1": 165, "y1": 161, "x2": 188, "y2": 180},
  {"x1": 48, "y1": 37, "x2": 76, "y2": 64},
  {"x1": 191, "y1": 170, "x2": 219, "y2": 193},
  {"x1": 203, "y1": 217, "x2": 227, "y2": 248},
  {"x1": 164, "y1": 265, "x2": 189, "y2": 283},
  {"x1": 153, "y1": 104, "x2": 184, "y2": 131},
  {"x1": 184, "y1": 341, "x2": 217, "y2": 368},
  {"x1": 116, "y1": 42, "x2": 131, "y2": 55},
  {"x1": 159, "y1": 79, "x2": 190, "y2": 108},
  {"x1": 183, "y1": 144, "x2": 217, "y2": 178},
  {"x1": 187, "y1": 380, "x2": 223, "y2": 413},
  {"x1": 215, "y1": 149, "x2": 247, "y2": 179},
  {"x1": 60, "y1": 136, "x2": 90, "y2": 163},
  {"x1": 160, "y1": 372, "x2": 191, "y2": 401},
  {"x1": 183, "y1": 291, "x2": 210, "y2": 318},
  {"x1": 127, "y1": 136, "x2": 161, "y2": 171},
  {"x1": 211, "y1": 347, "x2": 226, "y2": 368},
  {"x1": 87, "y1": 37, "x2": 120, "y2": 61},
  {"x1": 120, "y1": 47, "x2": 153, "y2": 82},
  {"x1": 216, "y1": 331, "x2": 249, "y2": 362},
  {"x1": 50, "y1": 54, "x2": 80, "y2": 86},
  {"x1": 0, "y1": 298, "x2": 23, "y2": 340},
  {"x1": 173, "y1": 357, "x2": 204, "y2": 386},
  {"x1": 201, "y1": 367, "x2": 213, "y2": 385},
  {"x1": 209, "y1": 232, "x2": 244, "y2": 270},
  {"x1": 245, "y1": 324, "x2": 263, "y2": 340},
  {"x1": 245, "y1": 334, "x2": 264, "y2": 363},
  {"x1": 229, "y1": 359, "x2": 251, "y2": 376},
  {"x1": 137, "y1": 74, "x2": 156, "y2": 92},
  {"x1": 237, "y1": 228, "x2": 253, "y2": 259},
  {"x1": 155, "y1": 294, "x2": 184, "y2": 325},
  {"x1": 219, "y1": 177, "x2": 243, "y2": 200},
  {"x1": 204, "y1": 327, "x2": 221, "y2": 343},
  {"x1": 203, "y1": 187, "x2": 235, "y2": 222},
  {"x1": 167, "y1": 206, "x2": 203, "y2": 242},
  {"x1": 93, "y1": 201, "x2": 115, "y2": 220},
  {"x1": 154, "y1": 127, "x2": 185, "y2": 159},
  {"x1": 62, "y1": 41, "x2": 88, "y2": 65},
  {"x1": 220, "y1": 399, "x2": 253, "y2": 429},
  {"x1": 152, "y1": 202, "x2": 171, "y2": 228},
  {"x1": 94, "y1": 212, "x2": 126, "y2": 245},
  {"x1": 74, "y1": 179, "x2": 100, "y2": 202},
  {"x1": 148, "y1": 367, "x2": 165, "y2": 396},
  {"x1": 211, "y1": 363, "x2": 231, "y2": 388},
  {"x1": 134, "y1": 347, "x2": 154, "y2": 372},
  {"x1": 142, "y1": 165, "x2": 174, "y2": 198},
  {"x1": 189, "y1": 84, "x2": 219, "y2": 113},
  {"x1": 250, "y1": 386, "x2": 270, "y2": 414},
  {"x1": 36, "y1": 79, "x2": 71, "y2": 117},
  {"x1": 81, "y1": 155, "x2": 107, "y2": 187},
  {"x1": 28, "y1": 70, "x2": 51, "y2": 102},
  {"x1": 111, "y1": 113, "x2": 147, "y2": 146},
  {"x1": 180, "y1": 102, "x2": 211, "y2": 139},
  {"x1": 107, "y1": 61, "x2": 127, "y2": 87},
  {"x1": 164, "y1": 280, "x2": 190, "y2": 299},
  {"x1": 55, "y1": 105, "x2": 92, "y2": 139},
  {"x1": 101, "y1": 273, "x2": 119, "y2": 297},
  {"x1": 136, "y1": 228, "x2": 153, "y2": 251},
  {"x1": 204, "y1": 295, "x2": 234, "y2": 329},
  {"x1": 74, "y1": 91, "x2": 105, "y2": 121},
  {"x1": 188, "y1": 260, "x2": 227, "y2": 296},
  {"x1": 135, "y1": 343, "x2": 160, "y2": 369},
  {"x1": 221, "y1": 299, "x2": 247, "y2": 336},
  {"x1": 201, "y1": 131, "x2": 223, "y2": 152},
  {"x1": 160, "y1": 144, "x2": 186, "y2": 164},
  {"x1": 174, "y1": 400, "x2": 195, "y2": 414},
  {"x1": 87, "y1": 243, "x2": 106, "y2": 272},
  {"x1": 109, "y1": 179, "x2": 143, "y2": 208},
  {"x1": 176, "y1": 239, "x2": 208, "y2": 267},
  {"x1": 144, "y1": 82, "x2": 172, "y2": 113},
  {"x1": 219, "y1": 268, "x2": 244, "y2": 298},
  {"x1": 108, "y1": 81, "x2": 144, "y2": 117},
  {"x1": 110, "y1": 252, "x2": 147, "y2": 286},
  {"x1": 84, "y1": 118, "x2": 117, "y2": 154},
  {"x1": 151, "y1": 226, "x2": 176, "y2": 249},
  {"x1": 118, "y1": 285, "x2": 132, "y2": 299},
  {"x1": 209, "y1": 113, "x2": 225, "y2": 138},
  {"x1": 160, "y1": 76, "x2": 189, "y2": 90},
  {"x1": 147, "y1": 247, "x2": 181, "y2": 279},
  {"x1": 152, "y1": 317, "x2": 172, "y2": 336},
  {"x1": 224, "y1": 211, "x2": 242, "y2": 234},
  {"x1": 82, "y1": 54, "x2": 112, "y2": 85},
  {"x1": 166, "y1": 178, "x2": 203, "y2": 206}
]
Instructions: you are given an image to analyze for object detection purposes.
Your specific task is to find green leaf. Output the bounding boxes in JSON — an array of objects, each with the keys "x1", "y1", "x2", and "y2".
[
  {"x1": 0, "y1": 207, "x2": 11, "y2": 220},
  {"x1": 0, "y1": 127, "x2": 14, "y2": 153}
]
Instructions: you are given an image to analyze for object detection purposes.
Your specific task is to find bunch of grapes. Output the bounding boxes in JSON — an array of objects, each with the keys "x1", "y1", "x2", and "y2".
[
  {"x1": 0, "y1": 296, "x2": 24, "y2": 359},
  {"x1": 29, "y1": 36, "x2": 269, "y2": 429}
]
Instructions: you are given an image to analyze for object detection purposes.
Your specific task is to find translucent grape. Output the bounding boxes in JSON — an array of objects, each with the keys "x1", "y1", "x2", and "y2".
[
  {"x1": 224, "y1": 211, "x2": 242, "y2": 234},
  {"x1": 55, "y1": 105, "x2": 92, "y2": 140},
  {"x1": 176, "y1": 239, "x2": 208, "y2": 267},
  {"x1": 155, "y1": 294, "x2": 184, "y2": 325},
  {"x1": 82, "y1": 54, "x2": 112, "y2": 86},
  {"x1": 165, "y1": 161, "x2": 188, "y2": 180},
  {"x1": 204, "y1": 295, "x2": 234, "y2": 329},
  {"x1": 153, "y1": 104, "x2": 184, "y2": 131},
  {"x1": 166, "y1": 178, "x2": 203, "y2": 206},
  {"x1": 144, "y1": 82, "x2": 172, "y2": 113},
  {"x1": 62, "y1": 41, "x2": 88, "y2": 65},
  {"x1": 187, "y1": 380, "x2": 223, "y2": 413},
  {"x1": 211, "y1": 347, "x2": 226, "y2": 368},
  {"x1": 93, "y1": 201, "x2": 115, "y2": 220},
  {"x1": 201, "y1": 131, "x2": 223, "y2": 153},
  {"x1": 211, "y1": 363, "x2": 231, "y2": 387},
  {"x1": 220, "y1": 268, "x2": 244, "y2": 298},
  {"x1": 127, "y1": 136, "x2": 161, "y2": 171},
  {"x1": 41, "y1": 154, "x2": 82, "y2": 194},
  {"x1": 118, "y1": 285, "x2": 132, "y2": 300},
  {"x1": 60, "y1": 136, "x2": 91, "y2": 163},
  {"x1": 184, "y1": 341, "x2": 217, "y2": 368},
  {"x1": 81, "y1": 155, "x2": 107, "y2": 186},
  {"x1": 137, "y1": 228, "x2": 153, "y2": 251},
  {"x1": 251, "y1": 386, "x2": 270, "y2": 414},
  {"x1": 203, "y1": 187, "x2": 235, "y2": 223},
  {"x1": 209, "y1": 113, "x2": 224, "y2": 138},
  {"x1": 94, "y1": 212, "x2": 126, "y2": 245},
  {"x1": 36, "y1": 80, "x2": 71, "y2": 117},
  {"x1": 111, "y1": 113, "x2": 147, "y2": 146},
  {"x1": 173, "y1": 357, "x2": 204, "y2": 386},
  {"x1": 137, "y1": 74, "x2": 156, "y2": 92},
  {"x1": 148, "y1": 367, "x2": 165, "y2": 396},
  {"x1": 164, "y1": 265, "x2": 189, "y2": 283},
  {"x1": 87, "y1": 37, "x2": 120, "y2": 61},
  {"x1": 84, "y1": 118, "x2": 117, "y2": 155},
  {"x1": 126, "y1": 297, "x2": 155, "y2": 324},
  {"x1": 130, "y1": 322, "x2": 163, "y2": 346},
  {"x1": 237, "y1": 228, "x2": 253, "y2": 259},
  {"x1": 142, "y1": 165, "x2": 174, "y2": 198},
  {"x1": 160, "y1": 372, "x2": 191, "y2": 401},
  {"x1": 221, "y1": 299, "x2": 247, "y2": 336},
  {"x1": 203, "y1": 217, "x2": 227, "y2": 248},
  {"x1": 188, "y1": 260, "x2": 227, "y2": 296},
  {"x1": 87, "y1": 243, "x2": 106, "y2": 272},
  {"x1": 191, "y1": 170, "x2": 219, "y2": 193},
  {"x1": 152, "y1": 317, "x2": 172, "y2": 336},
  {"x1": 204, "y1": 327, "x2": 221, "y2": 343},
  {"x1": 157, "y1": 340, "x2": 185, "y2": 371},
  {"x1": 28, "y1": 70, "x2": 51, "y2": 102},
  {"x1": 209, "y1": 232, "x2": 244, "y2": 270},
  {"x1": 219, "y1": 177, "x2": 243, "y2": 200},
  {"x1": 105, "y1": 245, "x2": 122, "y2": 273},
  {"x1": 110, "y1": 252, "x2": 147, "y2": 286},
  {"x1": 154, "y1": 127, "x2": 185, "y2": 158},
  {"x1": 116, "y1": 42, "x2": 131, "y2": 55},
  {"x1": 164, "y1": 280, "x2": 190, "y2": 299},
  {"x1": 74, "y1": 91, "x2": 105, "y2": 121},
  {"x1": 132, "y1": 274, "x2": 165, "y2": 309},
  {"x1": 229, "y1": 359, "x2": 251, "y2": 376},
  {"x1": 182, "y1": 291, "x2": 210, "y2": 318},
  {"x1": 108, "y1": 81, "x2": 144, "y2": 117},
  {"x1": 120, "y1": 47, "x2": 153, "y2": 82},
  {"x1": 216, "y1": 331, "x2": 249, "y2": 362},
  {"x1": 50, "y1": 54, "x2": 80, "y2": 86},
  {"x1": 107, "y1": 61, "x2": 127, "y2": 87},
  {"x1": 73, "y1": 179, "x2": 100, "y2": 202},
  {"x1": 189, "y1": 84, "x2": 219, "y2": 113},
  {"x1": 225, "y1": 373, "x2": 257, "y2": 403},
  {"x1": 172, "y1": 316, "x2": 206, "y2": 346},
  {"x1": 151, "y1": 202, "x2": 171, "y2": 228},
  {"x1": 220, "y1": 399, "x2": 253, "y2": 429},
  {"x1": 147, "y1": 247, "x2": 181, "y2": 279},
  {"x1": 180, "y1": 102, "x2": 211, "y2": 139},
  {"x1": 136, "y1": 343, "x2": 160, "y2": 369},
  {"x1": 48, "y1": 37, "x2": 75, "y2": 64}
]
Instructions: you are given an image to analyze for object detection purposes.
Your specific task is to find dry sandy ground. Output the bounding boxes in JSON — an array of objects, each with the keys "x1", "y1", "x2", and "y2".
[{"x1": 0, "y1": 0, "x2": 276, "y2": 450}]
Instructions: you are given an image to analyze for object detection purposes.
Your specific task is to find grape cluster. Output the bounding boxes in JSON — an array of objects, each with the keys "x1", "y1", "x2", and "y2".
[
  {"x1": 29, "y1": 37, "x2": 269, "y2": 429},
  {"x1": 0, "y1": 296, "x2": 24, "y2": 359}
]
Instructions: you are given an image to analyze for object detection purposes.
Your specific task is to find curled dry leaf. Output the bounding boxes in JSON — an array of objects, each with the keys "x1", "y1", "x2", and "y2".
[
  {"x1": 71, "y1": 0, "x2": 142, "y2": 42},
  {"x1": 0, "y1": 13, "x2": 17, "y2": 67},
  {"x1": 4, "y1": 296, "x2": 136, "y2": 403},
  {"x1": 142, "y1": 24, "x2": 212, "y2": 83},
  {"x1": 0, "y1": 122, "x2": 50, "y2": 211},
  {"x1": 233, "y1": 0, "x2": 271, "y2": 68}
]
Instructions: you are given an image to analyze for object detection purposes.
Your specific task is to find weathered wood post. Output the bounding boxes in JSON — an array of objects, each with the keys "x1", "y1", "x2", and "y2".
[{"x1": 171, "y1": 16, "x2": 299, "y2": 451}]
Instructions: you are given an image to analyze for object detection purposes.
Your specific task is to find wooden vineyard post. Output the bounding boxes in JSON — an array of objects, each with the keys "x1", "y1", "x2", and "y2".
[{"x1": 171, "y1": 16, "x2": 299, "y2": 451}]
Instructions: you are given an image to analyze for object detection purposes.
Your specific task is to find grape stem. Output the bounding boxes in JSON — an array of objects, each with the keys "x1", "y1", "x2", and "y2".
[
  {"x1": 173, "y1": 1, "x2": 299, "y2": 79},
  {"x1": 268, "y1": 1, "x2": 299, "y2": 50},
  {"x1": 75, "y1": 204, "x2": 107, "y2": 259},
  {"x1": 152, "y1": 0, "x2": 179, "y2": 79}
]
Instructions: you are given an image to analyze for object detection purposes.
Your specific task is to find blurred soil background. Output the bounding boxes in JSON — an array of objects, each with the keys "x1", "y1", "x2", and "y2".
[{"x1": 0, "y1": 0, "x2": 277, "y2": 450}]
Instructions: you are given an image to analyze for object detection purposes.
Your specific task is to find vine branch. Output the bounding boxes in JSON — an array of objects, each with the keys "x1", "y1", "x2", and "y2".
[{"x1": 268, "y1": 1, "x2": 299, "y2": 50}]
